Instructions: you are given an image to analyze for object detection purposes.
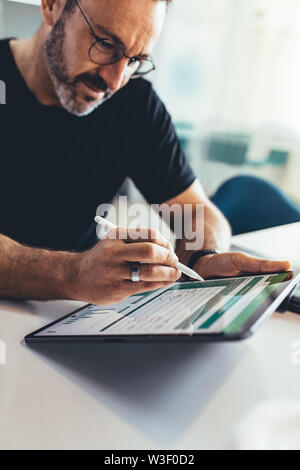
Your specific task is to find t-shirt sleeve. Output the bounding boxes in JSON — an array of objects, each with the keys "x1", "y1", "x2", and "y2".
[{"x1": 126, "y1": 80, "x2": 196, "y2": 204}]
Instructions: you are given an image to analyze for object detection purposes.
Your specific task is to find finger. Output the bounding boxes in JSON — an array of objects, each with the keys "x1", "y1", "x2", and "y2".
[
  {"x1": 107, "y1": 227, "x2": 174, "y2": 251},
  {"x1": 231, "y1": 253, "x2": 292, "y2": 273},
  {"x1": 194, "y1": 253, "x2": 236, "y2": 278},
  {"x1": 196, "y1": 252, "x2": 292, "y2": 279},
  {"x1": 120, "y1": 242, "x2": 179, "y2": 268},
  {"x1": 117, "y1": 263, "x2": 181, "y2": 282}
]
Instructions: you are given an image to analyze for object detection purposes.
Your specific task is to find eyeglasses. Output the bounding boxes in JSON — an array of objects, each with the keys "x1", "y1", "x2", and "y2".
[{"x1": 75, "y1": 0, "x2": 156, "y2": 79}]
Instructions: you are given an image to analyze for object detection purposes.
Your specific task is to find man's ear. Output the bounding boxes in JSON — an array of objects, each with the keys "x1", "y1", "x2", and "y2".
[{"x1": 41, "y1": 0, "x2": 65, "y2": 26}]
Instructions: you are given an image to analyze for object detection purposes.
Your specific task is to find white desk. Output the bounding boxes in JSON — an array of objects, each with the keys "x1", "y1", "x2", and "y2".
[{"x1": 1, "y1": 223, "x2": 300, "y2": 450}]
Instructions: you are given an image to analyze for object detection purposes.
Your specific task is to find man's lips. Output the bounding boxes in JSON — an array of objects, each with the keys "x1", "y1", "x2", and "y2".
[{"x1": 82, "y1": 80, "x2": 106, "y2": 98}]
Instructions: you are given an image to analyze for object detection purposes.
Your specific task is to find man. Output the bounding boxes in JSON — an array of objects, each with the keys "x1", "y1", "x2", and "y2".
[{"x1": 0, "y1": 0, "x2": 290, "y2": 306}]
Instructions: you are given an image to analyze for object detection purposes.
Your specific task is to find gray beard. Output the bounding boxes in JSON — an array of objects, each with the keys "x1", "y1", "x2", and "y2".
[{"x1": 44, "y1": 11, "x2": 114, "y2": 116}]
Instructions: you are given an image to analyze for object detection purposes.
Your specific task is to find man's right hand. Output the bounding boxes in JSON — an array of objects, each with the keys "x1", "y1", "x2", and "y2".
[{"x1": 69, "y1": 228, "x2": 181, "y2": 305}]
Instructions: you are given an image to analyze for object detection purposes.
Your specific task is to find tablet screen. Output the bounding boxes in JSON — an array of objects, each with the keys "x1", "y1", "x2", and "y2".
[{"x1": 32, "y1": 272, "x2": 298, "y2": 339}]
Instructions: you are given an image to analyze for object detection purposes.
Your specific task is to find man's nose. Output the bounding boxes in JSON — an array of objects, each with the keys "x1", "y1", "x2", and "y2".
[{"x1": 97, "y1": 60, "x2": 128, "y2": 92}]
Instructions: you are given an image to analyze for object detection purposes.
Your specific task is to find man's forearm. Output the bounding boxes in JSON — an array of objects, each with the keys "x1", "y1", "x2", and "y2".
[
  {"x1": 176, "y1": 201, "x2": 232, "y2": 266},
  {"x1": 0, "y1": 234, "x2": 79, "y2": 300},
  {"x1": 199, "y1": 202, "x2": 231, "y2": 251}
]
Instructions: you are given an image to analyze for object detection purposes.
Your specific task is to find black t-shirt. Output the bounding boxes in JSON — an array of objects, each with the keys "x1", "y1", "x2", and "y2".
[{"x1": 0, "y1": 39, "x2": 195, "y2": 251}]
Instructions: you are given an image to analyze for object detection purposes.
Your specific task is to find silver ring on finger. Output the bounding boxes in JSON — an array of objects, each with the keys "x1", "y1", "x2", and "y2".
[{"x1": 130, "y1": 263, "x2": 141, "y2": 282}]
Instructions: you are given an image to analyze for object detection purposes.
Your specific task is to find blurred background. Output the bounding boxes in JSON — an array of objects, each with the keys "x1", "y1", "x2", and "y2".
[{"x1": 1, "y1": 0, "x2": 300, "y2": 208}]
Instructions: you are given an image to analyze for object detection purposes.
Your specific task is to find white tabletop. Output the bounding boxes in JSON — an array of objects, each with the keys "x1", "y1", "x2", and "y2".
[{"x1": 1, "y1": 223, "x2": 300, "y2": 450}]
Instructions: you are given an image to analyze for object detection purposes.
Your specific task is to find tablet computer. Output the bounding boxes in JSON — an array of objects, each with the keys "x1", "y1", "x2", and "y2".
[{"x1": 25, "y1": 270, "x2": 300, "y2": 343}]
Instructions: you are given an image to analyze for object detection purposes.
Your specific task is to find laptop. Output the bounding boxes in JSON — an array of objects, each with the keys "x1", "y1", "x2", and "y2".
[{"x1": 25, "y1": 270, "x2": 300, "y2": 343}]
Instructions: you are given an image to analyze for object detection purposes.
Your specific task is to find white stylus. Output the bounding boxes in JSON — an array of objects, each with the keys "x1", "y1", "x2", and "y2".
[{"x1": 94, "y1": 215, "x2": 205, "y2": 281}]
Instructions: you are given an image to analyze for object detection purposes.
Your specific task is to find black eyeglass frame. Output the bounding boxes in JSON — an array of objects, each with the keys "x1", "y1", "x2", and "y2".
[{"x1": 74, "y1": 0, "x2": 156, "y2": 79}]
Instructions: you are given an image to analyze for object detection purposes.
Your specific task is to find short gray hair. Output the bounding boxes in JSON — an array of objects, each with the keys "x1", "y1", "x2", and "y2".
[{"x1": 65, "y1": 0, "x2": 172, "y2": 13}]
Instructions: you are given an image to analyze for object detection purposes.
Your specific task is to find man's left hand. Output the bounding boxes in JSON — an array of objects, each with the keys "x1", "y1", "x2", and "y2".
[{"x1": 193, "y1": 252, "x2": 292, "y2": 279}]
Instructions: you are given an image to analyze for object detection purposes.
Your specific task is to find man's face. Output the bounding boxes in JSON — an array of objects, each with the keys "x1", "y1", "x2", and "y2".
[{"x1": 44, "y1": 0, "x2": 166, "y2": 116}]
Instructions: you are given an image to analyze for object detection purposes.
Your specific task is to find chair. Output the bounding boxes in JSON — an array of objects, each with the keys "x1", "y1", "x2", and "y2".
[{"x1": 211, "y1": 175, "x2": 300, "y2": 235}]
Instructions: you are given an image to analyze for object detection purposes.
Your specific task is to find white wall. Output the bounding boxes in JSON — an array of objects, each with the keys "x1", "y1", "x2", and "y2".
[
  {"x1": 0, "y1": 0, "x2": 41, "y2": 38},
  {"x1": 0, "y1": 1, "x2": 4, "y2": 35},
  {"x1": 153, "y1": 0, "x2": 300, "y2": 137},
  {"x1": 153, "y1": 0, "x2": 237, "y2": 130}
]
